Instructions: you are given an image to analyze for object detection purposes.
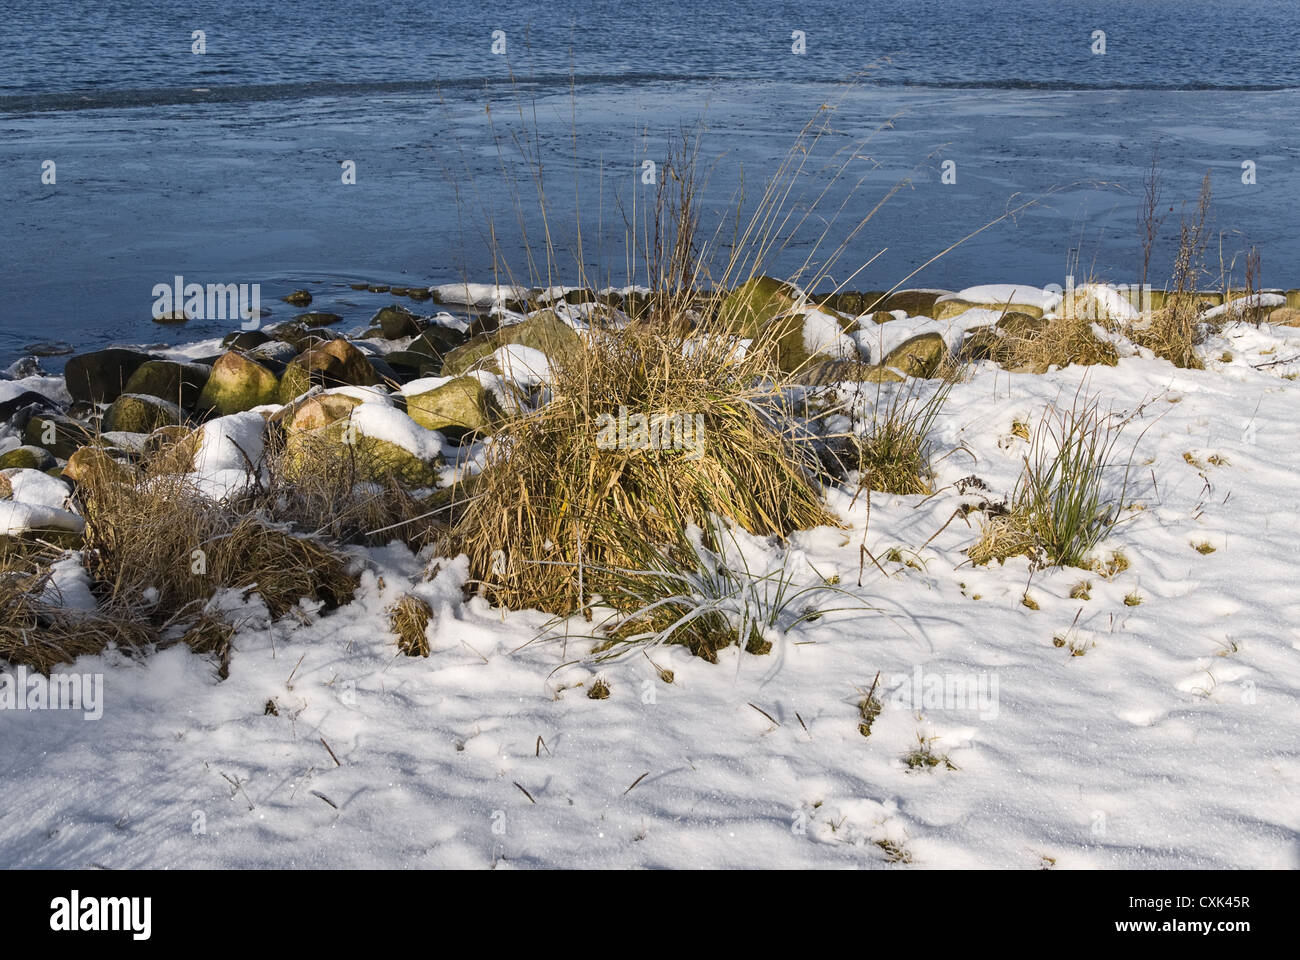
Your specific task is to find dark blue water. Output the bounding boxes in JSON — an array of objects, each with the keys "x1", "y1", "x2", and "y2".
[{"x1": 2, "y1": 0, "x2": 1298, "y2": 363}]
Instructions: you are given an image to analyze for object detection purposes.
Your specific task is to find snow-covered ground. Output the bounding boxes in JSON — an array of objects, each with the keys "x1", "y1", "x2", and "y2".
[{"x1": 2, "y1": 316, "x2": 1299, "y2": 869}]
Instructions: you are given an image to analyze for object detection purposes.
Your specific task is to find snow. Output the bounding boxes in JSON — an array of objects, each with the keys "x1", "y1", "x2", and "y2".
[
  {"x1": 2, "y1": 323, "x2": 1300, "y2": 869},
  {"x1": 1200, "y1": 292, "x2": 1285, "y2": 323},
  {"x1": 1, "y1": 468, "x2": 71, "y2": 510},
  {"x1": 0, "y1": 500, "x2": 84, "y2": 537},
  {"x1": 191, "y1": 411, "x2": 267, "y2": 476},
  {"x1": 855, "y1": 308, "x2": 1003, "y2": 358},
  {"x1": 801, "y1": 307, "x2": 859, "y2": 360},
  {"x1": 348, "y1": 403, "x2": 445, "y2": 461},
  {"x1": 940, "y1": 284, "x2": 1063, "y2": 312},
  {"x1": 430, "y1": 283, "x2": 529, "y2": 307}
]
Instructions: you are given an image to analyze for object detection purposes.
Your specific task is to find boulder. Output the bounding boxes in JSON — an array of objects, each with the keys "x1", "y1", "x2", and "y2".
[
  {"x1": 878, "y1": 290, "x2": 952, "y2": 318},
  {"x1": 196, "y1": 350, "x2": 282, "y2": 416},
  {"x1": 717, "y1": 276, "x2": 801, "y2": 337},
  {"x1": 441, "y1": 311, "x2": 581, "y2": 377},
  {"x1": 283, "y1": 289, "x2": 313, "y2": 306},
  {"x1": 63, "y1": 348, "x2": 152, "y2": 403},
  {"x1": 404, "y1": 377, "x2": 499, "y2": 441},
  {"x1": 758, "y1": 309, "x2": 858, "y2": 374},
  {"x1": 0, "y1": 390, "x2": 60, "y2": 428},
  {"x1": 407, "y1": 325, "x2": 470, "y2": 364},
  {"x1": 934, "y1": 296, "x2": 1044, "y2": 322},
  {"x1": 278, "y1": 339, "x2": 381, "y2": 403},
  {"x1": 23, "y1": 413, "x2": 89, "y2": 460},
  {"x1": 372, "y1": 304, "x2": 423, "y2": 339},
  {"x1": 294, "y1": 311, "x2": 344, "y2": 328},
  {"x1": 0, "y1": 445, "x2": 56, "y2": 471},
  {"x1": 122, "y1": 359, "x2": 209, "y2": 409},
  {"x1": 882, "y1": 333, "x2": 947, "y2": 378},
  {"x1": 1266, "y1": 306, "x2": 1300, "y2": 327},
  {"x1": 153, "y1": 309, "x2": 190, "y2": 324},
  {"x1": 281, "y1": 400, "x2": 441, "y2": 487},
  {"x1": 382, "y1": 351, "x2": 440, "y2": 379},
  {"x1": 221, "y1": 329, "x2": 271, "y2": 350},
  {"x1": 102, "y1": 394, "x2": 185, "y2": 434}
]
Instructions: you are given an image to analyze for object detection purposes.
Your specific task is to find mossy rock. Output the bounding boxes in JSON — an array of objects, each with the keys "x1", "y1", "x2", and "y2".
[
  {"x1": 883, "y1": 333, "x2": 947, "y2": 378},
  {"x1": 102, "y1": 394, "x2": 184, "y2": 434},
  {"x1": 934, "y1": 297, "x2": 1044, "y2": 322},
  {"x1": 405, "y1": 377, "x2": 500, "y2": 441},
  {"x1": 23, "y1": 413, "x2": 90, "y2": 460},
  {"x1": 278, "y1": 339, "x2": 381, "y2": 403},
  {"x1": 813, "y1": 291, "x2": 887, "y2": 317},
  {"x1": 282, "y1": 415, "x2": 440, "y2": 487},
  {"x1": 0, "y1": 445, "x2": 57, "y2": 471},
  {"x1": 995, "y1": 311, "x2": 1047, "y2": 337},
  {"x1": 294, "y1": 311, "x2": 344, "y2": 328},
  {"x1": 283, "y1": 289, "x2": 313, "y2": 306},
  {"x1": 407, "y1": 287, "x2": 432, "y2": 301},
  {"x1": 372, "y1": 303, "x2": 423, "y2": 339},
  {"x1": 63, "y1": 348, "x2": 152, "y2": 403},
  {"x1": 196, "y1": 350, "x2": 281, "y2": 416},
  {"x1": 717, "y1": 276, "x2": 801, "y2": 338},
  {"x1": 878, "y1": 290, "x2": 951, "y2": 318},
  {"x1": 758, "y1": 309, "x2": 858, "y2": 374},
  {"x1": 441, "y1": 310, "x2": 581, "y2": 377},
  {"x1": 123, "y1": 359, "x2": 209, "y2": 409}
]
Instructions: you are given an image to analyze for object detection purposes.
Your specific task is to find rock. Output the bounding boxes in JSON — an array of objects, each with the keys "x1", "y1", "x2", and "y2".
[
  {"x1": 102, "y1": 394, "x2": 185, "y2": 434},
  {"x1": 406, "y1": 288, "x2": 432, "y2": 301},
  {"x1": 879, "y1": 290, "x2": 952, "y2": 318},
  {"x1": 283, "y1": 289, "x2": 313, "y2": 306},
  {"x1": 349, "y1": 282, "x2": 370, "y2": 291},
  {"x1": 0, "y1": 445, "x2": 57, "y2": 471},
  {"x1": 1266, "y1": 306, "x2": 1300, "y2": 327},
  {"x1": 63, "y1": 348, "x2": 152, "y2": 403},
  {"x1": 1286, "y1": 290, "x2": 1300, "y2": 311},
  {"x1": 122, "y1": 359, "x2": 209, "y2": 409},
  {"x1": 389, "y1": 287, "x2": 410, "y2": 297},
  {"x1": 23, "y1": 413, "x2": 90, "y2": 459},
  {"x1": 278, "y1": 339, "x2": 381, "y2": 403},
  {"x1": 0, "y1": 390, "x2": 60, "y2": 427},
  {"x1": 382, "y1": 351, "x2": 440, "y2": 379},
  {"x1": 758, "y1": 308, "x2": 858, "y2": 374},
  {"x1": 801, "y1": 359, "x2": 872, "y2": 386},
  {"x1": 863, "y1": 365, "x2": 907, "y2": 383},
  {"x1": 21, "y1": 341, "x2": 74, "y2": 357},
  {"x1": 934, "y1": 297, "x2": 1044, "y2": 322},
  {"x1": 367, "y1": 284, "x2": 390, "y2": 293},
  {"x1": 294, "y1": 311, "x2": 344, "y2": 328},
  {"x1": 717, "y1": 276, "x2": 801, "y2": 337},
  {"x1": 196, "y1": 350, "x2": 281, "y2": 416},
  {"x1": 5, "y1": 356, "x2": 44, "y2": 379},
  {"x1": 814, "y1": 291, "x2": 887, "y2": 316},
  {"x1": 61, "y1": 445, "x2": 135, "y2": 486},
  {"x1": 269, "y1": 321, "x2": 330, "y2": 352},
  {"x1": 404, "y1": 377, "x2": 499, "y2": 441},
  {"x1": 221, "y1": 329, "x2": 271, "y2": 350},
  {"x1": 153, "y1": 309, "x2": 190, "y2": 324},
  {"x1": 141, "y1": 425, "x2": 197, "y2": 471},
  {"x1": 407, "y1": 325, "x2": 470, "y2": 363},
  {"x1": 372, "y1": 303, "x2": 423, "y2": 339},
  {"x1": 441, "y1": 311, "x2": 581, "y2": 377},
  {"x1": 883, "y1": 333, "x2": 947, "y2": 378},
  {"x1": 281, "y1": 400, "x2": 441, "y2": 487},
  {"x1": 995, "y1": 311, "x2": 1047, "y2": 337}
]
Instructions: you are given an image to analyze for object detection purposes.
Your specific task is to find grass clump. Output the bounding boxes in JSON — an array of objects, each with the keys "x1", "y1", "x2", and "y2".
[
  {"x1": 969, "y1": 390, "x2": 1137, "y2": 570},
  {"x1": 388, "y1": 593, "x2": 432, "y2": 657},
  {"x1": 565, "y1": 520, "x2": 869, "y2": 663},
  {"x1": 75, "y1": 466, "x2": 357, "y2": 627},
  {"x1": 905, "y1": 733, "x2": 958, "y2": 771},
  {"x1": 446, "y1": 324, "x2": 836, "y2": 617},
  {"x1": 0, "y1": 551, "x2": 156, "y2": 673},
  {"x1": 854, "y1": 379, "x2": 953, "y2": 496}
]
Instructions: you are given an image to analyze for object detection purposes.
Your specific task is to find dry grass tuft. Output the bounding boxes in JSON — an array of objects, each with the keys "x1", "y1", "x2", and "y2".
[
  {"x1": 0, "y1": 552, "x2": 157, "y2": 673},
  {"x1": 75, "y1": 469, "x2": 357, "y2": 623},
  {"x1": 445, "y1": 324, "x2": 836, "y2": 615},
  {"x1": 388, "y1": 593, "x2": 432, "y2": 657},
  {"x1": 853, "y1": 378, "x2": 952, "y2": 495}
]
